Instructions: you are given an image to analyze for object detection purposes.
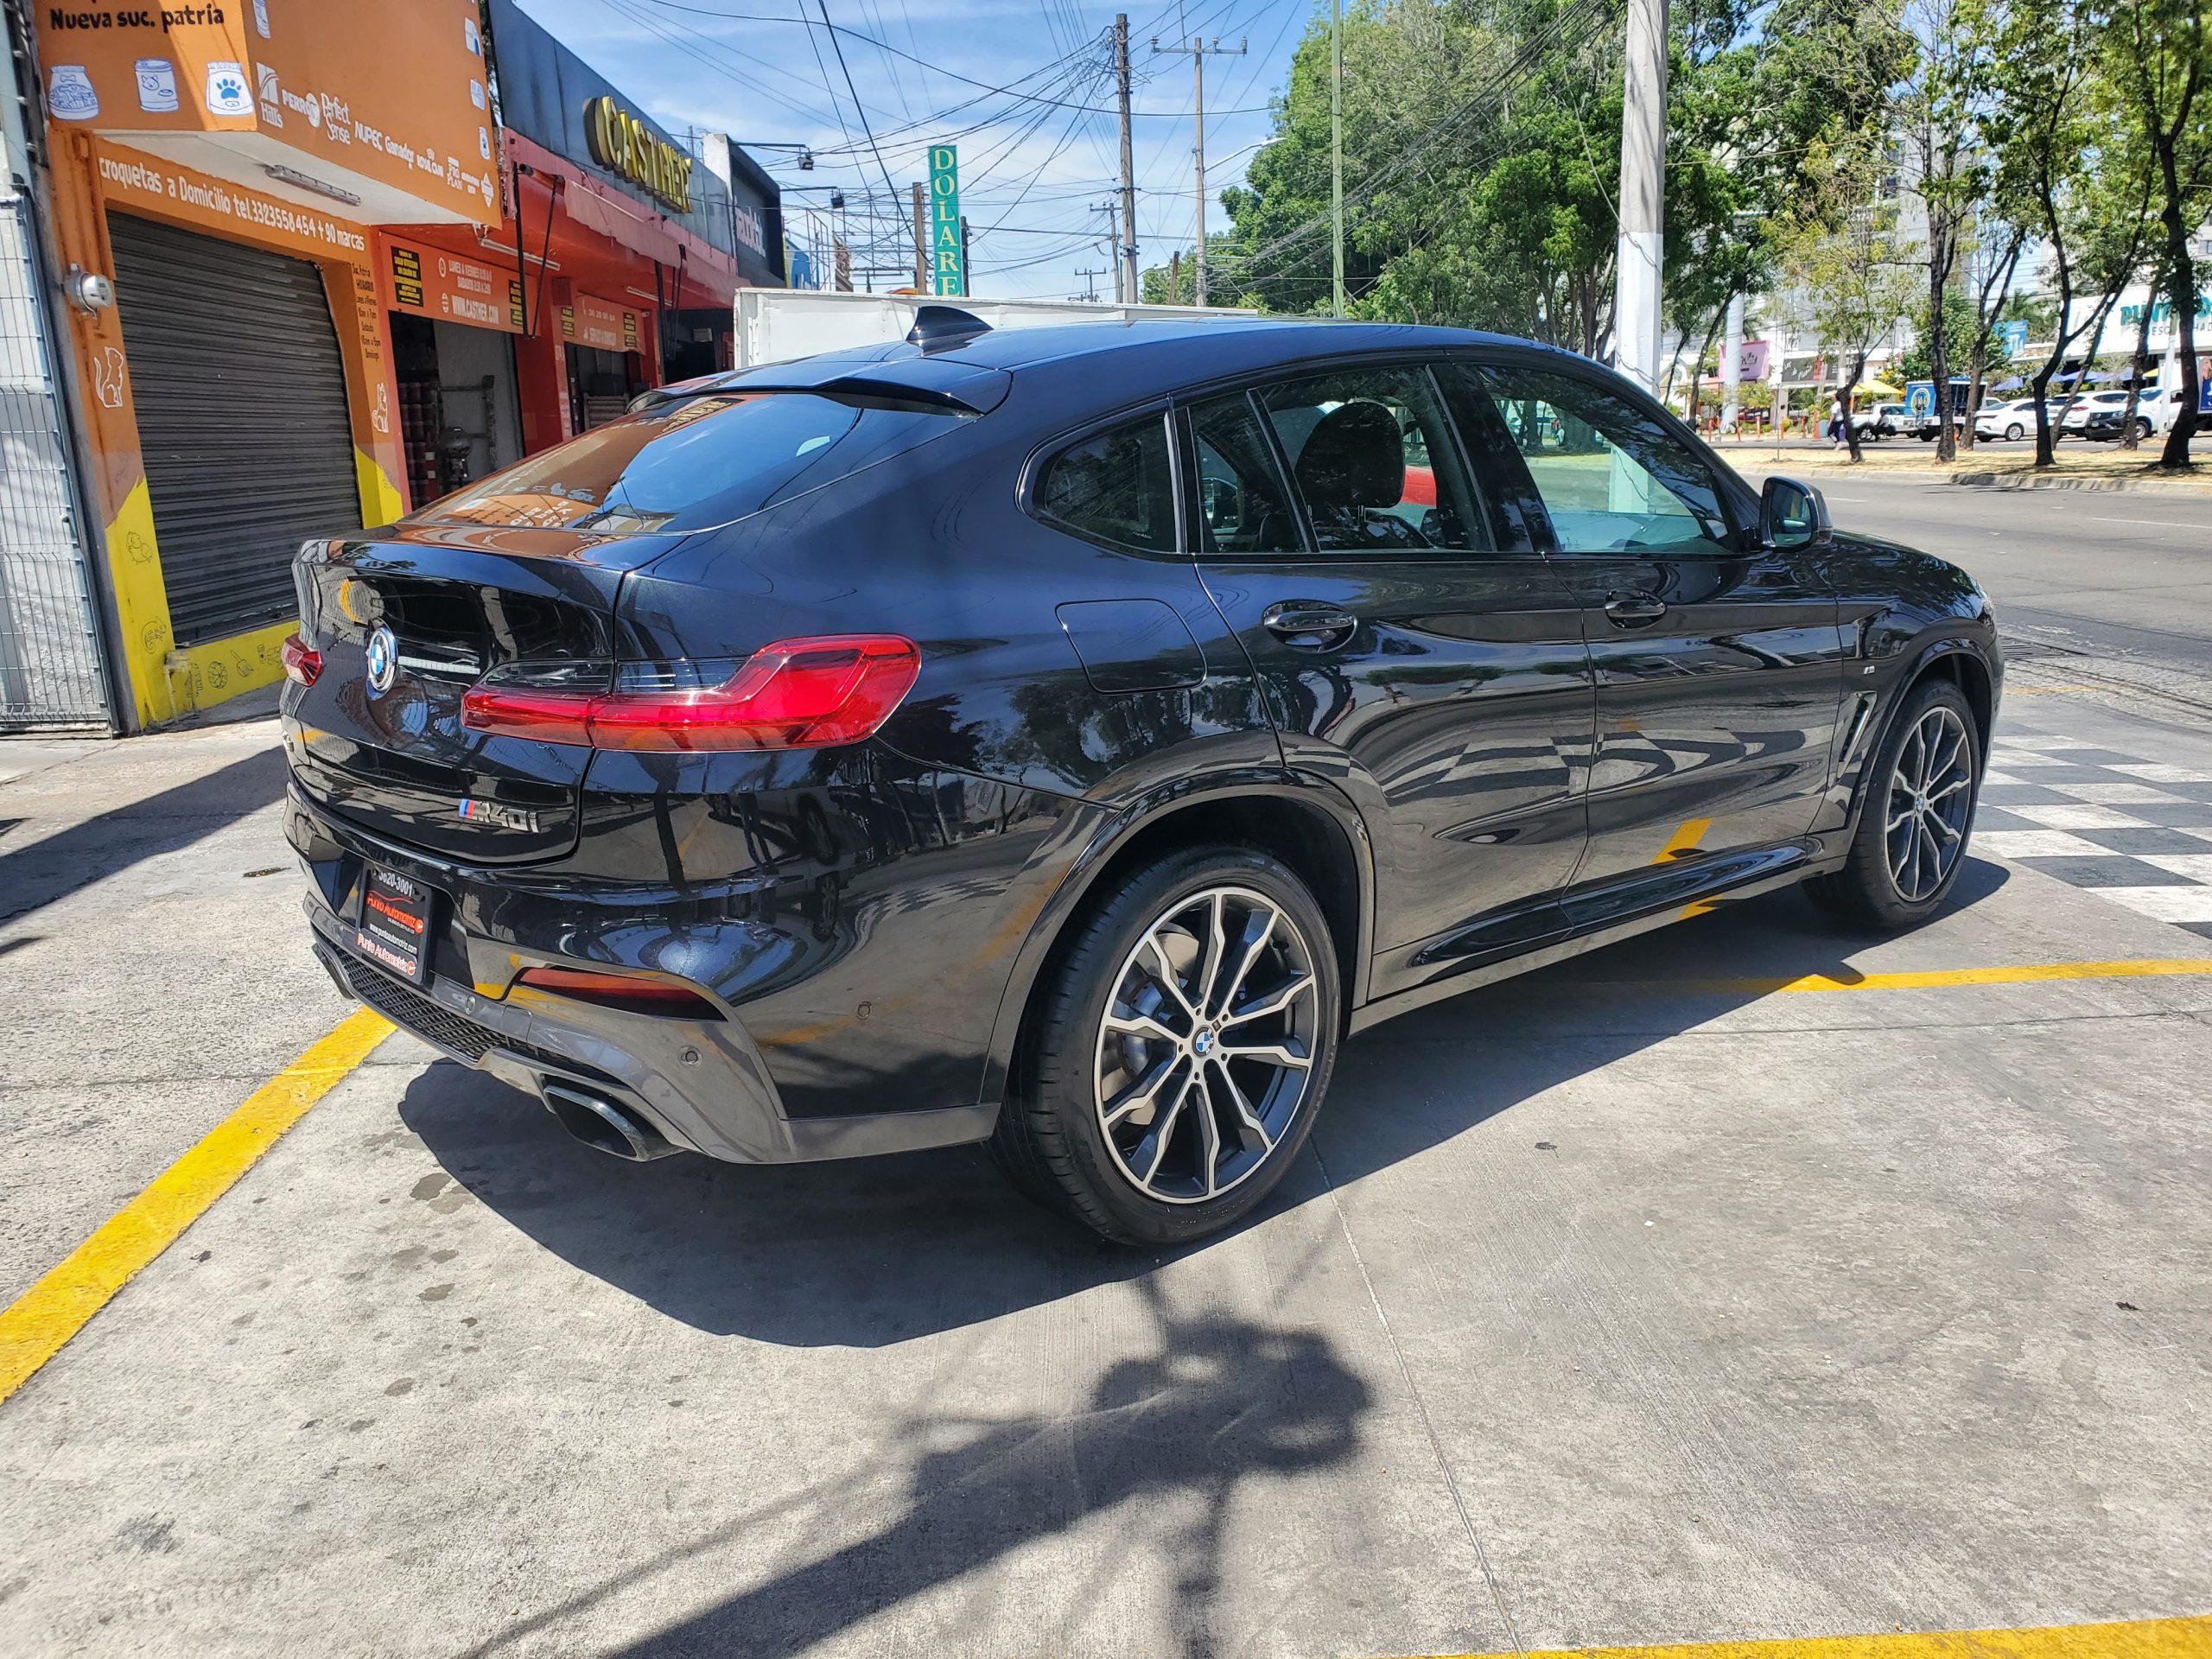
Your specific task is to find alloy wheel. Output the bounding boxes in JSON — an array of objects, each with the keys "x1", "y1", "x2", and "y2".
[
  {"x1": 1885, "y1": 706, "x2": 1974, "y2": 903},
  {"x1": 1092, "y1": 886, "x2": 1319, "y2": 1205}
]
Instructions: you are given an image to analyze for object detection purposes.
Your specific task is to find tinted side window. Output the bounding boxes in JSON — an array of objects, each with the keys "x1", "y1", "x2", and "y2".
[
  {"x1": 1477, "y1": 365, "x2": 1734, "y2": 556},
  {"x1": 1255, "y1": 366, "x2": 1494, "y2": 555},
  {"x1": 1189, "y1": 391, "x2": 1305, "y2": 554},
  {"x1": 1034, "y1": 413, "x2": 1178, "y2": 552}
]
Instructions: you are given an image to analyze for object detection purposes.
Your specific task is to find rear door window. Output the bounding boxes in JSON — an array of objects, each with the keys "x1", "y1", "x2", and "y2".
[
  {"x1": 1252, "y1": 366, "x2": 1493, "y2": 555},
  {"x1": 1033, "y1": 412, "x2": 1179, "y2": 553},
  {"x1": 415, "y1": 391, "x2": 955, "y2": 534},
  {"x1": 1187, "y1": 391, "x2": 1305, "y2": 555}
]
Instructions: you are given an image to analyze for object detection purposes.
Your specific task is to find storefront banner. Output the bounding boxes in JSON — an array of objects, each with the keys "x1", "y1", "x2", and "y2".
[
  {"x1": 37, "y1": 0, "x2": 495, "y2": 223},
  {"x1": 386, "y1": 239, "x2": 526, "y2": 334},
  {"x1": 561, "y1": 293, "x2": 646, "y2": 354},
  {"x1": 94, "y1": 141, "x2": 367, "y2": 261}
]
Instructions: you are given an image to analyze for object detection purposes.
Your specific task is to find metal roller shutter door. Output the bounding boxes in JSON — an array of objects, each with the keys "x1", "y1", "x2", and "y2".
[{"x1": 108, "y1": 212, "x2": 362, "y2": 647}]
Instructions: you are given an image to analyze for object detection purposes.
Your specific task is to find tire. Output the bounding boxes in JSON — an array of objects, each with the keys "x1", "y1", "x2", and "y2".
[
  {"x1": 2005, "y1": 423, "x2": 2023, "y2": 442},
  {"x1": 2135, "y1": 417, "x2": 2153, "y2": 441},
  {"x1": 989, "y1": 845, "x2": 1341, "y2": 1247},
  {"x1": 1808, "y1": 677, "x2": 1981, "y2": 930}
]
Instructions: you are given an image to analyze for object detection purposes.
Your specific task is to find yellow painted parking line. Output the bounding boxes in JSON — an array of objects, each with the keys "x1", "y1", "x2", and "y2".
[
  {"x1": 1604, "y1": 958, "x2": 2212, "y2": 996},
  {"x1": 0, "y1": 1007, "x2": 393, "y2": 1405},
  {"x1": 1417, "y1": 1611, "x2": 2212, "y2": 1657}
]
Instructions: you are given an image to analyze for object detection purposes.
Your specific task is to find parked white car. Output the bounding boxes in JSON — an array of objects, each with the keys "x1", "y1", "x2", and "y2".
[
  {"x1": 2060, "y1": 391, "x2": 2133, "y2": 435},
  {"x1": 1973, "y1": 399, "x2": 2038, "y2": 441},
  {"x1": 2075, "y1": 385, "x2": 2190, "y2": 442}
]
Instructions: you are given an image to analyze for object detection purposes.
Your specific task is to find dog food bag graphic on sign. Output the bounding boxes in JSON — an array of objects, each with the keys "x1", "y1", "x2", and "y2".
[
  {"x1": 205, "y1": 61, "x2": 252, "y2": 118},
  {"x1": 48, "y1": 66, "x2": 98, "y2": 120}
]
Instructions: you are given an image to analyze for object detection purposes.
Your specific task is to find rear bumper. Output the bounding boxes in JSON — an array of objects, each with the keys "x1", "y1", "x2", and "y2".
[{"x1": 291, "y1": 798, "x2": 1000, "y2": 1166}]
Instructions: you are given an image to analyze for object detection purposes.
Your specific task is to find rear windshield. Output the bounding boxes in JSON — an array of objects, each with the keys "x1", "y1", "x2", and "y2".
[{"x1": 413, "y1": 391, "x2": 958, "y2": 534}]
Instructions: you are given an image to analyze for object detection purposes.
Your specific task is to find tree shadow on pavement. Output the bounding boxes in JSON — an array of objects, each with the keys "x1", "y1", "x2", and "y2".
[{"x1": 542, "y1": 1278, "x2": 1374, "y2": 1659}]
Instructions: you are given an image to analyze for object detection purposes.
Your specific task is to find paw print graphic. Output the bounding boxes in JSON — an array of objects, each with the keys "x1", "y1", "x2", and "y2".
[{"x1": 214, "y1": 75, "x2": 243, "y2": 104}]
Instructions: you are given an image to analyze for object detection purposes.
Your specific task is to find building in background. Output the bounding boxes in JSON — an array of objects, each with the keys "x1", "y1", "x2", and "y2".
[
  {"x1": 378, "y1": 0, "x2": 782, "y2": 501},
  {"x1": 2, "y1": 0, "x2": 786, "y2": 733}
]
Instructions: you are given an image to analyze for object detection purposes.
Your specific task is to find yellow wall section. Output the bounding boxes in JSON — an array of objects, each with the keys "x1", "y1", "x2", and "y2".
[
  {"x1": 178, "y1": 619, "x2": 297, "y2": 710},
  {"x1": 356, "y1": 447, "x2": 405, "y2": 529},
  {"x1": 100, "y1": 480, "x2": 176, "y2": 728}
]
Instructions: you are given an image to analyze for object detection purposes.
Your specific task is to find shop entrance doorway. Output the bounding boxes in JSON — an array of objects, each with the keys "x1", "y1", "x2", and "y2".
[
  {"x1": 389, "y1": 312, "x2": 524, "y2": 505},
  {"x1": 566, "y1": 344, "x2": 646, "y2": 432}
]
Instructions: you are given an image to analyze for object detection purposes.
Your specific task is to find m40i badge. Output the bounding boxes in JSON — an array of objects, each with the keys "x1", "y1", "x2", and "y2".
[{"x1": 457, "y1": 798, "x2": 539, "y2": 833}]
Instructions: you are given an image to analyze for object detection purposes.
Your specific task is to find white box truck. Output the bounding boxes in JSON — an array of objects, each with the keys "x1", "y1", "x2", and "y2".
[{"x1": 732, "y1": 289, "x2": 1257, "y2": 369}]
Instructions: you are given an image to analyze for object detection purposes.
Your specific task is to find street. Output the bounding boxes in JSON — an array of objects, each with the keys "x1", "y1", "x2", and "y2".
[{"x1": 4, "y1": 481, "x2": 2212, "y2": 1658}]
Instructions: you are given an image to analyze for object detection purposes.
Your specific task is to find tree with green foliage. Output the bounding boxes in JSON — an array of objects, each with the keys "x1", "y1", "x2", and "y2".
[
  {"x1": 1980, "y1": 0, "x2": 2158, "y2": 465},
  {"x1": 1779, "y1": 138, "x2": 1919, "y2": 461},
  {"x1": 2103, "y1": 0, "x2": 2209, "y2": 467}
]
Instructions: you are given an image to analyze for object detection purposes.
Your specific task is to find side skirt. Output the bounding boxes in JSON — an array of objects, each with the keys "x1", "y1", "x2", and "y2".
[{"x1": 1349, "y1": 843, "x2": 1846, "y2": 1036}]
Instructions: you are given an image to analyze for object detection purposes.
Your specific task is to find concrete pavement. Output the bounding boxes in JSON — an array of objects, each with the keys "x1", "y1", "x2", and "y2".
[
  {"x1": 5, "y1": 690, "x2": 2212, "y2": 1655},
  {"x1": 9, "y1": 539, "x2": 2212, "y2": 1652}
]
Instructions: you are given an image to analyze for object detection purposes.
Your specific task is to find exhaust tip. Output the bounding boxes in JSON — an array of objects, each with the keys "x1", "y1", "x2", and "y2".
[{"x1": 540, "y1": 1082, "x2": 678, "y2": 1162}]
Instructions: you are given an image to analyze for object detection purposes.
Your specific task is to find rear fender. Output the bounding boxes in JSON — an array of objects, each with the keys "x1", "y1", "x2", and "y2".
[{"x1": 975, "y1": 767, "x2": 1376, "y2": 1109}]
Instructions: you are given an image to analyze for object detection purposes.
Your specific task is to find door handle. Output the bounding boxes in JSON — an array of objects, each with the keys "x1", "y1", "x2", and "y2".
[
  {"x1": 1604, "y1": 592, "x2": 1668, "y2": 627},
  {"x1": 1262, "y1": 601, "x2": 1358, "y2": 647}
]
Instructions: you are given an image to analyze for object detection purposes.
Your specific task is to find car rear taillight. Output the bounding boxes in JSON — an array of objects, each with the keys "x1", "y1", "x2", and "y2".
[
  {"x1": 461, "y1": 634, "x2": 920, "y2": 753},
  {"x1": 512, "y1": 966, "x2": 722, "y2": 1020},
  {"x1": 282, "y1": 633, "x2": 321, "y2": 686}
]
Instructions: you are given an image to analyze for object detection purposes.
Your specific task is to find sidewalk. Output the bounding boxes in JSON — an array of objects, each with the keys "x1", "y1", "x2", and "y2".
[{"x1": 1710, "y1": 437, "x2": 2212, "y2": 493}]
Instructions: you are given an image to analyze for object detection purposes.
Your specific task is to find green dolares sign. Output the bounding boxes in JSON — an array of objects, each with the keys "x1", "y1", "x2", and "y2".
[{"x1": 930, "y1": 144, "x2": 964, "y2": 297}]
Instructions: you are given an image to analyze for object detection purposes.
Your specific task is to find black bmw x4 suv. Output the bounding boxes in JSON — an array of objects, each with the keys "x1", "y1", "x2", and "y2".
[{"x1": 283, "y1": 311, "x2": 1999, "y2": 1245}]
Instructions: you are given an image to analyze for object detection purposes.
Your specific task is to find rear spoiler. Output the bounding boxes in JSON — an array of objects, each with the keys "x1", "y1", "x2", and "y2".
[{"x1": 632, "y1": 352, "x2": 1011, "y2": 416}]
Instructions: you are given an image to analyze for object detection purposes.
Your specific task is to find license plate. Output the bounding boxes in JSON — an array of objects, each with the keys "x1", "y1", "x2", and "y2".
[{"x1": 354, "y1": 864, "x2": 436, "y2": 984}]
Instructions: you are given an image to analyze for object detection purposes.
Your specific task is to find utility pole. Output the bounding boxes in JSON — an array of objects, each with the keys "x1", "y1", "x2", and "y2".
[
  {"x1": 911, "y1": 181, "x2": 926, "y2": 292},
  {"x1": 1720, "y1": 291, "x2": 1745, "y2": 435},
  {"x1": 1090, "y1": 200, "x2": 1122, "y2": 300},
  {"x1": 1073, "y1": 265, "x2": 1107, "y2": 302},
  {"x1": 1613, "y1": 0, "x2": 1667, "y2": 393},
  {"x1": 1154, "y1": 34, "x2": 1245, "y2": 307},
  {"x1": 1330, "y1": 0, "x2": 1344, "y2": 315},
  {"x1": 1115, "y1": 14, "x2": 1139, "y2": 306}
]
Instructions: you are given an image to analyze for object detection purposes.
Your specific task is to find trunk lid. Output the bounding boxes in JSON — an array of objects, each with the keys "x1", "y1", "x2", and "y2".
[{"x1": 286, "y1": 524, "x2": 683, "y2": 863}]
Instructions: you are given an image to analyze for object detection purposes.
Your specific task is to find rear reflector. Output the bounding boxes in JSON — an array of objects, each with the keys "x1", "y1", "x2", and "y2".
[
  {"x1": 281, "y1": 633, "x2": 321, "y2": 687},
  {"x1": 461, "y1": 634, "x2": 920, "y2": 753},
  {"x1": 513, "y1": 966, "x2": 722, "y2": 1020}
]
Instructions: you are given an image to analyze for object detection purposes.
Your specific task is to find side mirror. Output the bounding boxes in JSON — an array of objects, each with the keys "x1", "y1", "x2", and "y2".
[{"x1": 1761, "y1": 474, "x2": 1832, "y2": 551}]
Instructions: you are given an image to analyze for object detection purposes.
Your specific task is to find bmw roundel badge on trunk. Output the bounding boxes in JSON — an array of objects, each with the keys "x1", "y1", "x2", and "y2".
[{"x1": 365, "y1": 624, "x2": 397, "y2": 694}]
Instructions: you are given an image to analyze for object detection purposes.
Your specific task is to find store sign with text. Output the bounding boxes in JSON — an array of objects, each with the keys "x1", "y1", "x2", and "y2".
[
  {"x1": 385, "y1": 241, "x2": 525, "y2": 333},
  {"x1": 560, "y1": 294, "x2": 648, "y2": 353},
  {"x1": 35, "y1": 0, "x2": 495, "y2": 223},
  {"x1": 928, "y1": 144, "x2": 963, "y2": 297},
  {"x1": 582, "y1": 95, "x2": 693, "y2": 213},
  {"x1": 93, "y1": 141, "x2": 367, "y2": 261}
]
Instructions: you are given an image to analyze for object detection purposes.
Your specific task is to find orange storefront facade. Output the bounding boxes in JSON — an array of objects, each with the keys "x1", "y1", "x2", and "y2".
[
  {"x1": 31, "y1": 0, "x2": 497, "y2": 727},
  {"x1": 25, "y1": 0, "x2": 776, "y2": 730}
]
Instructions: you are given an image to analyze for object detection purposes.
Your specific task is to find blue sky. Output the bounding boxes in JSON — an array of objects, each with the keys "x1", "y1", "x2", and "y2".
[{"x1": 515, "y1": 0, "x2": 1316, "y2": 298}]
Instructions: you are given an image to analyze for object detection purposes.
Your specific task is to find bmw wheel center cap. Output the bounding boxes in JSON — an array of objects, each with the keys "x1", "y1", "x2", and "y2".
[{"x1": 365, "y1": 624, "x2": 397, "y2": 694}]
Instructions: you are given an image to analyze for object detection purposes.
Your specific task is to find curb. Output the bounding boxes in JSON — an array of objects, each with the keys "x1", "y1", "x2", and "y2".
[{"x1": 1724, "y1": 459, "x2": 2212, "y2": 497}]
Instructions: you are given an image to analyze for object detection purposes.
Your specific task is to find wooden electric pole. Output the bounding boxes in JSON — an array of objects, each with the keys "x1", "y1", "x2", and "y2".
[{"x1": 1153, "y1": 34, "x2": 1245, "y2": 307}]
